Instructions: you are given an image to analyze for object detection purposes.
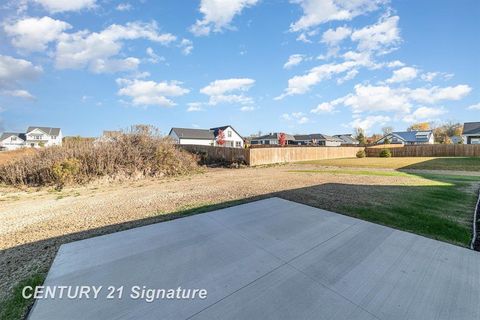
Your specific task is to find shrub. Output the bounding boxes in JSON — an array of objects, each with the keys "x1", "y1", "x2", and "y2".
[
  {"x1": 0, "y1": 125, "x2": 199, "y2": 188},
  {"x1": 52, "y1": 158, "x2": 81, "y2": 188},
  {"x1": 356, "y1": 150, "x2": 366, "y2": 158},
  {"x1": 379, "y1": 149, "x2": 392, "y2": 158}
]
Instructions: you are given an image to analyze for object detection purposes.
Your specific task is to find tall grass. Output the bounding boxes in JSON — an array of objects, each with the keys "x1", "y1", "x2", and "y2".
[{"x1": 0, "y1": 125, "x2": 199, "y2": 187}]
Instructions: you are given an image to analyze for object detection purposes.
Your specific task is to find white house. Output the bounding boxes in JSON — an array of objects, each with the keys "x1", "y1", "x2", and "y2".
[
  {"x1": 169, "y1": 125, "x2": 244, "y2": 148},
  {"x1": 0, "y1": 126, "x2": 62, "y2": 151},
  {"x1": 250, "y1": 133, "x2": 295, "y2": 145},
  {"x1": 293, "y1": 134, "x2": 343, "y2": 146},
  {"x1": 375, "y1": 130, "x2": 434, "y2": 145},
  {"x1": 25, "y1": 127, "x2": 62, "y2": 148},
  {"x1": 462, "y1": 122, "x2": 480, "y2": 144},
  {"x1": 0, "y1": 133, "x2": 27, "y2": 151}
]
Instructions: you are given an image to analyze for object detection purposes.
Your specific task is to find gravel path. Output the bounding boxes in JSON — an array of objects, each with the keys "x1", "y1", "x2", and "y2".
[{"x1": 0, "y1": 164, "x2": 460, "y2": 302}]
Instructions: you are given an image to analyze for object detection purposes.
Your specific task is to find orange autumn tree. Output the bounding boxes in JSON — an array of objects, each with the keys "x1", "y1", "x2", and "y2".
[
  {"x1": 278, "y1": 132, "x2": 287, "y2": 146},
  {"x1": 407, "y1": 122, "x2": 431, "y2": 131},
  {"x1": 216, "y1": 129, "x2": 225, "y2": 146}
]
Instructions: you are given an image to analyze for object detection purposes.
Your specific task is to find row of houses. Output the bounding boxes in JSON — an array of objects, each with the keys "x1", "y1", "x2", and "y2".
[
  {"x1": 1, "y1": 122, "x2": 479, "y2": 151},
  {"x1": 168, "y1": 121, "x2": 480, "y2": 148},
  {"x1": 0, "y1": 126, "x2": 62, "y2": 151},
  {"x1": 249, "y1": 133, "x2": 358, "y2": 146}
]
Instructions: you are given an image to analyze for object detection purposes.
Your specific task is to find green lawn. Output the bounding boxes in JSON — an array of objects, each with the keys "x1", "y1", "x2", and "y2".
[
  {"x1": 298, "y1": 157, "x2": 480, "y2": 171},
  {"x1": 287, "y1": 168, "x2": 480, "y2": 247},
  {"x1": 0, "y1": 273, "x2": 45, "y2": 320}
]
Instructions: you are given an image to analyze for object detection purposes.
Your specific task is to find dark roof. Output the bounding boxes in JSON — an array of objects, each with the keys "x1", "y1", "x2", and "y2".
[
  {"x1": 0, "y1": 132, "x2": 26, "y2": 141},
  {"x1": 462, "y1": 122, "x2": 480, "y2": 135},
  {"x1": 294, "y1": 134, "x2": 343, "y2": 142},
  {"x1": 334, "y1": 134, "x2": 359, "y2": 144},
  {"x1": 210, "y1": 125, "x2": 244, "y2": 139},
  {"x1": 27, "y1": 126, "x2": 61, "y2": 136},
  {"x1": 252, "y1": 132, "x2": 295, "y2": 141},
  {"x1": 170, "y1": 128, "x2": 214, "y2": 140},
  {"x1": 378, "y1": 130, "x2": 433, "y2": 144}
]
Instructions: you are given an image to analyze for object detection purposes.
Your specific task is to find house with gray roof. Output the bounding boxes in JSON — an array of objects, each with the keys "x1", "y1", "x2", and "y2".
[
  {"x1": 0, "y1": 126, "x2": 62, "y2": 151},
  {"x1": 0, "y1": 132, "x2": 27, "y2": 151},
  {"x1": 293, "y1": 134, "x2": 343, "y2": 146},
  {"x1": 333, "y1": 134, "x2": 359, "y2": 145},
  {"x1": 250, "y1": 132, "x2": 295, "y2": 145},
  {"x1": 462, "y1": 122, "x2": 480, "y2": 144},
  {"x1": 375, "y1": 130, "x2": 434, "y2": 145},
  {"x1": 169, "y1": 125, "x2": 244, "y2": 148}
]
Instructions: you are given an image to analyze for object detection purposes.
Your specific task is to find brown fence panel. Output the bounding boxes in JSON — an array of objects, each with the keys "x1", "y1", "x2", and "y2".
[
  {"x1": 366, "y1": 144, "x2": 480, "y2": 157},
  {"x1": 248, "y1": 146, "x2": 363, "y2": 166}
]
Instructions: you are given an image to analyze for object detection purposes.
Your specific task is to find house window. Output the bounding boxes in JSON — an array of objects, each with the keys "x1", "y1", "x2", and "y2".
[
  {"x1": 11, "y1": 137, "x2": 17, "y2": 141},
  {"x1": 235, "y1": 141, "x2": 241, "y2": 147},
  {"x1": 52, "y1": 136, "x2": 56, "y2": 139},
  {"x1": 227, "y1": 131, "x2": 232, "y2": 137}
]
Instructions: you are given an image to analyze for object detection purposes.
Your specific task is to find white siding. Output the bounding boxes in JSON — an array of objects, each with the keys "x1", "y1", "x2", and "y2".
[
  {"x1": 168, "y1": 131, "x2": 180, "y2": 143},
  {"x1": 221, "y1": 126, "x2": 244, "y2": 148},
  {"x1": 0, "y1": 136, "x2": 26, "y2": 151},
  {"x1": 324, "y1": 140, "x2": 342, "y2": 147},
  {"x1": 179, "y1": 138, "x2": 215, "y2": 146},
  {"x1": 25, "y1": 128, "x2": 62, "y2": 148}
]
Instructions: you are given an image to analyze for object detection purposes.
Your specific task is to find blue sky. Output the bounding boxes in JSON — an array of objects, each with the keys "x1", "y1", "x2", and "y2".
[{"x1": 0, "y1": 0, "x2": 479, "y2": 137}]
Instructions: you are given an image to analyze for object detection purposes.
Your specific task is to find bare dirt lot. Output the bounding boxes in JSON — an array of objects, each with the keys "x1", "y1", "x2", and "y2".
[{"x1": 1, "y1": 161, "x2": 479, "y2": 319}]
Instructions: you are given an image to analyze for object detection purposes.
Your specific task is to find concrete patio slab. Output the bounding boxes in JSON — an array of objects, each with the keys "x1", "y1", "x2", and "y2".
[{"x1": 28, "y1": 197, "x2": 480, "y2": 320}]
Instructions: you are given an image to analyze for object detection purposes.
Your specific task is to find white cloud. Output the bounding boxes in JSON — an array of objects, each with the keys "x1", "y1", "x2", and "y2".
[
  {"x1": 200, "y1": 78, "x2": 255, "y2": 105},
  {"x1": 467, "y1": 103, "x2": 480, "y2": 110},
  {"x1": 311, "y1": 97, "x2": 344, "y2": 113},
  {"x1": 420, "y1": 71, "x2": 453, "y2": 82},
  {"x1": 337, "y1": 69, "x2": 359, "y2": 84},
  {"x1": 240, "y1": 106, "x2": 255, "y2": 111},
  {"x1": 351, "y1": 15, "x2": 401, "y2": 54},
  {"x1": 1, "y1": 89, "x2": 35, "y2": 99},
  {"x1": 89, "y1": 57, "x2": 140, "y2": 74},
  {"x1": 146, "y1": 47, "x2": 164, "y2": 64},
  {"x1": 421, "y1": 72, "x2": 438, "y2": 82},
  {"x1": 386, "y1": 66, "x2": 418, "y2": 83},
  {"x1": 4, "y1": 16, "x2": 72, "y2": 52},
  {"x1": 403, "y1": 106, "x2": 447, "y2": 123},
  {"x1": 321, "y1": 26, "x2": 351, "y2": 46},
  {"x1": 349, "y1": 115, "x2": 390, "y2": 130},
  {"x1": 318, "y1": 83, "x2": 471, "y2": 117},
  {"x1": 282, "y1": 112, "x2": 309, "y2": 124},
  {"x1": 296, "y1": 29, "x2": 318, "y2": 43},
  {"x1": 0, "y1": 55, "x2": 42, "y2": 99},
  {"x1": 190, "y1": 0, "x2": 259, "y2": 36},
  {"x1": 386, "y1": 60, "x2": 405, "y2": 68},
  {"x1": 55, "y1": 22, "x2": 176, "y2": 73},
  {"x1": 187, "y1": 102, "x2": 204, "y2": 112},
  {"x1": 344, "y1": 84, "x2": 412, "y2": 114},
  {"x1": 290, "y1": 0, "x2": 385, "y2": 32},
  {"x1": 276, "y1": 53, "x2": 375, "y2": 99},
  {"x1": 116, "y1": 3, "x2": 132, "y2": 11},
  {"x1": 179, "y1": 39, "x2": 193, "y2": 55},
  {"x1": 407, "y1": 85, "x2": 471, "y2": 104},
  {"x1": 34, "y1": 0, "x2": 96, "y2": 13},
  {"x1": 116, "y1": 78, "x2": 189, "y2": 107},
  {"x1": 283, "y1": 54, "x2": 306, "y2": 69}
]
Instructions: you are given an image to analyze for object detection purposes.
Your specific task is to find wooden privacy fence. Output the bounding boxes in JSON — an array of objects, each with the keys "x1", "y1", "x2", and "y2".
[
  {"x1": 181, "y1": 144, "x2": 480, "y2": 166},
  {"x1": 180, "y1": 145, "x2": 363, "y2": 166},
  {"x1": 366, "y1": 144, "x2": 480, "y2": 157},
  {"x1": 249, "y1": 146, "x2": 364, "y2": 166}
]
